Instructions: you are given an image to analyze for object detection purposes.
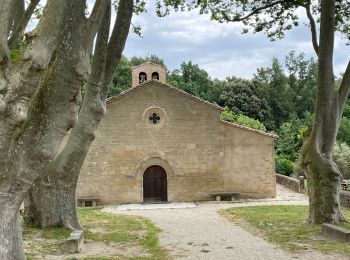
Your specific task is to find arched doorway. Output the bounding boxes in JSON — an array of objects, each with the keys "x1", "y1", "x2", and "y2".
[{"x1": 143, "y1": 165, "x2": 167, "y2": 203}]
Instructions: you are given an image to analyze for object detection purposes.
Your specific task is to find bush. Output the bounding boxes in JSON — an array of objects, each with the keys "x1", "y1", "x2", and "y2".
[
  {"x1": 221, "y1": 107, "x2": 267, "y2": 132},
  {"x1": 333, "y1": 142, "x2": 350, "y2": 179},
  {"x1": 337, "y1": 117, "x2": 350, "y2": 146},
  {"x1": 275, "y1": 154, "x2": 295, "y2": 176}
]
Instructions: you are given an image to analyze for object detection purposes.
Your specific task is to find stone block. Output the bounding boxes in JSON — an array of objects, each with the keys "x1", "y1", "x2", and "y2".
[
  {"x1": 64, "y1": 229, "x2": 84, "y2": 253},
  {"x1": 322, "y1": 223, "x2": 350, "y2": 242}
]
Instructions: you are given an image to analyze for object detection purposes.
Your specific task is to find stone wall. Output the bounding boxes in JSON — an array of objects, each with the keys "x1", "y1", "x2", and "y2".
[
  {"x1": 276, "y1": 174, "x2": 350, "y2": 209},
  {"x1": 222, "y1": 122, "x2": 276, "y2": 198},
  {"x1": 340, "y1": 191, "x2": 350, "y2": 208},
  {"x1": 76, "y1": 81, "x2": 277, "y2": 205},
  {"x1": 276, "y1": 174, "x2": 302, "y2": 192}
]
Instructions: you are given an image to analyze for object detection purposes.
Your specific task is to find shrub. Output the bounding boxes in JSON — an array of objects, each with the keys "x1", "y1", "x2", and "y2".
[
  {"x1": 275, "y1": 154, "x2": 295, "y2": 176},
  {"x1": 333, "y1": 142, "x2": 350, "y2": 179},
  {"x1": 337, "y1": 117, "x2": 350, "y2": 146},
  {"x1": 221, "y1": 107, "x2": 267, "y2": 132}
]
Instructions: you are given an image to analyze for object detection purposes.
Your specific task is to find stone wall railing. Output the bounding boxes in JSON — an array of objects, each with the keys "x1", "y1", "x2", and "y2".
[
  {"x1": 276, "y1": 173, "x2": 303, "y2": 192},
  {"x1": 340, "y1": 190, "x2": 350, "y2": 208},
  {"x1": 276, "y1": 173, "x2": 350, "y2": 209}
]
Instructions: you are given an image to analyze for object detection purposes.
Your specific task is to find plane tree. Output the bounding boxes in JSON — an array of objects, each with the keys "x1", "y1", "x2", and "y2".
[
  {"x1": 0, "y1": 0, "x2": 133, "y2": 258},
  {"x1": 157, "y1": 0, "x2": 350, "y2": 224}
]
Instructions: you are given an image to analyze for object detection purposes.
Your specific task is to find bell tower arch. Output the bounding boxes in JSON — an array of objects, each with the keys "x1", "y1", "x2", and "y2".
[{"x1": 131, "y1": 61, "x2": 167, "y2": 87}]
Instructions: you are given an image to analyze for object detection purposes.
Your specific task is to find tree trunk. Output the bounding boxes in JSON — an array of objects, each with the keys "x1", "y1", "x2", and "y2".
[
  {"x1": 301, "y1": 139, "x2": 345, "y2": 224},
  {"x1": 0, "y1": 0, "x2": 112, "y2": 258},
  {"x1": 299, "y1": 0, "x2": 347, "y2": 224},
  {"x1": 26, "y1": 0, "x2": 133, "y2": 229},
  {"x1": 0, "y1": 196, "x2": 26, "y2": 260},
  {"x1": 29, "y1": 181, "x2": 81, "y2": 229}
]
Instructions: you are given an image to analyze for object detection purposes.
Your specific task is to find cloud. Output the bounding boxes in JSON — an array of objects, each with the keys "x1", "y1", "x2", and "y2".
[
  {"x1": 197, "y1": 49, "x2": 275, "y2": 79},
  {"x1": 25, "y1": 0, "x2": 350, "y2": 79}
]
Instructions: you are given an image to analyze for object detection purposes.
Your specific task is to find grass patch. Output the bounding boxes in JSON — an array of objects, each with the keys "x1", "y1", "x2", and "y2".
[
  {"x1": 220, "y1": 205, "x2": 350, "y2": 256},
  {"x1": 23, "y1": 225, "x2": 71, "y2": 257},
  {"x1": 24, "y1": 208, "x2": 168, "y2": 260},
  {"x1": 78, "y1": 208, "x2": 168, "y2": 259}
]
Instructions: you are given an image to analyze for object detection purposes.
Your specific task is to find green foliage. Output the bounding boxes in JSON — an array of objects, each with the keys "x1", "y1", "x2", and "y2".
[
  {"x1": 220, "y1": 205, "x2": 350, "y2": 255},
  {"x1": 130, "y1": 54, "x2": 165, "y2": 67},
  {"x1": 157, "y1": 1, "x2": 350, "y2": 42},
  {"x1": 333, "y1": 142, "x2": 350, "y2": 179},
  {"x1": 338, "y1": 116, "x2": 350, "y2": 146},
  {"x1": 254, "y1": 58, "x2": 294, "y2": 130},
  {"x1": 285, "y1": 51, "x2": 317, "y2": 118},
  {"x1": 10, "y1": 49, "x2": 21, "y2": 61},
  {"x1": 168, "y1": 61, "x2": 216, "y2": 102},
  {"x1": 342, "y1": 102, "x2": 350, "y2": 118},
  {"x1": 221, "y1": 107, "x2": 266, "y2": 132},
  {"x1": 275, "y1": 154, "x2": 294, "y2": 176},
  {"x1": 108, "y1": 55, "x2": 131, "y2": 97},
  {"x1": 275, "y1": 114, "x2": 313, "y2": 162},
  {"x1": 218, "y1": 77, "x2": 272, "y2": 127},
  {"x1": 275, "y1": 113, "x2": 313, "y2": 176},
  {"x1": 10, "y1": 40, "x2": 27, "y2": 62}
]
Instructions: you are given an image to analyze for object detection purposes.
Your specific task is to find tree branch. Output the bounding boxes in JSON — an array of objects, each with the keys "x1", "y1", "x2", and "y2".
[
  {"x1": 0, "y1": 0, "x2": 15, "y2": 63},
  {"x1": 104, "y1": 0, "x2": 133, "y2": 87},
  {"x1": 90, "y1": 2, "x2": 111, "y2": 85},
  {"x1": 317, "y1": 0, "x2": 335, "y2": 86},
  {"x1": 9, "y1": 0, "x2": 25, "y2": 36},
  {"x1": 304, "y1": 2, "x2": 319, "y2": 55},
  {"x1": 338, "y1": 60, "x2": 350, "y2": 112},
  {"x1": 8, "y1": 0, "x2": 41, "y2": 49},
  {"x1": 223, "y1": 0, "x2": 286, "y2": 22},
  {"x1": 81, "y1": 0, "x2": 109, "y2": 50}
]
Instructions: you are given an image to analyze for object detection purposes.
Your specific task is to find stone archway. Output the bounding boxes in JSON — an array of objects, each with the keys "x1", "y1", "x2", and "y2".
[
  {"x1": 143, "y1": 165, "x2": 167, "y2": 202},
  {"x1": 136, "y1": 156, "x2": 177, "y2": 202}
]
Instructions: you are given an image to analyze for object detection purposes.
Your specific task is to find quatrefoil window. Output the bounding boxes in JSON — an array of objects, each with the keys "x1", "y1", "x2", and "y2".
[{"x1": 149, "y1": 113, "x2": 160, "y2": 124}]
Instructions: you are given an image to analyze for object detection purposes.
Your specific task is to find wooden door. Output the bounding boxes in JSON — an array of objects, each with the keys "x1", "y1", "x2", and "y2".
[{"x1": 143, "y1": 165, "x2": 167, "y2": 203}]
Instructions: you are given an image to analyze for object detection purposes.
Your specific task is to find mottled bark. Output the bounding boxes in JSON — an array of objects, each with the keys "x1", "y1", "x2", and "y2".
[
  {"x1": 30, "y1": 181, "x2": 82, "y2": 229},
  {"x1": 27, "y1": 0, "x2": 133, "y2": 229},
  {"x1": 300, "y1": 0, "x2": 347, "y2": 224},
  {"x1": 0, "y1": 197, "x2": 25, "y2": 260},
  {"x1": 0, "y1": 0, "x2": 108, "y2": 258}
]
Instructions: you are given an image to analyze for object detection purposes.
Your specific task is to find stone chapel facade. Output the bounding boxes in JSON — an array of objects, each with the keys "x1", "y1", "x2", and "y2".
[{"x1": 76, "y1": 62, "x2": 277, "y2": 205}]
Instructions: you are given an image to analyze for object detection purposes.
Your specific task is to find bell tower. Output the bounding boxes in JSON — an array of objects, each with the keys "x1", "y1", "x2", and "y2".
[{"x1": 131, "y1": 61, "x2": 167, "y2": 87}]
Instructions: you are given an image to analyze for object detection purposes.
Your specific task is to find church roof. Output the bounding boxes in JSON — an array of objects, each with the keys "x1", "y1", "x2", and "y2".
[
  {"x1": 131, "y1": 61, "x2": 167, "y2": 70},
  {"x1": 107, "y1": 80, "x2": 277, "y2": 139},
  {"x1": 107, "y1": 79, "x2": 223, "y2": 111},
  {"x1": 221, "y1": 120, "x2": 278, "y2": 139}
]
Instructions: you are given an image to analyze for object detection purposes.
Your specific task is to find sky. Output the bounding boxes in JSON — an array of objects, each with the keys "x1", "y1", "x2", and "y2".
[
  {"x1": 31, "y1": 1, "x2": 349, "y2": 80},
  {"x1": 121, "y1": 1, "x2": 349, "y2": 80}
]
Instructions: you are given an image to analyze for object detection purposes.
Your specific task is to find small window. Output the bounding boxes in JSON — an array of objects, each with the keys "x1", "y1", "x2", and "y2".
[
  {"x1": 84, "y1": 201, "x2": 93, "y2": 207},
  {"x1": 139, "y1": 72, "x2": 147, "y2": 84},
  {"x1": 152, "y1": 72, "x2": 159, "y2": 80}
]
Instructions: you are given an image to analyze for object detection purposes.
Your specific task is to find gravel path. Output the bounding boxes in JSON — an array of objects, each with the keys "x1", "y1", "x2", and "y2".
[{"x1": 104, "y1": 185, "x2": 346, "y2": 260}]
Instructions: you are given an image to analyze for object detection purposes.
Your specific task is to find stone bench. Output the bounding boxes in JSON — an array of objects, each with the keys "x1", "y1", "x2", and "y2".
[
  {"x1": 64, "y1": 229, "x2": 84, "y2": 253},
  {"x1": 77, "y1": 198, "x2": 99, "y2": 207},
  {"x1": 210, "y1": 192, "x2": 240, "y2": 201},
  {"x1": 322, "y1": 223, "x2": 350, "y2": 242}
]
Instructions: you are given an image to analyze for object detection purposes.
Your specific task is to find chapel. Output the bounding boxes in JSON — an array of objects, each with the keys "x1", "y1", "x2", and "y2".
[{"x1": 76, "y1": 61, "x2": 277, "y2": 205}]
